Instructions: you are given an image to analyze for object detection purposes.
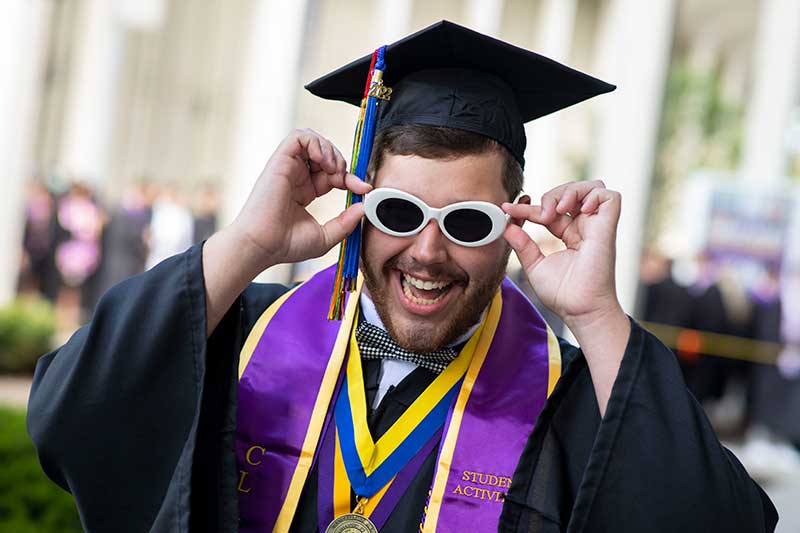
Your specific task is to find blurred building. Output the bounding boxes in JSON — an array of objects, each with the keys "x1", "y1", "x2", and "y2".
[{"x1": 1, "y1": 0, "x2": 799, "y2": 309}]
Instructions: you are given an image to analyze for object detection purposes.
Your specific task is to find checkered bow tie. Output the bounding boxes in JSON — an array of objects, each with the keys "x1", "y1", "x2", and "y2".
[{"x1": 355, "y1": 321, "x2": 458, "y2": 374}]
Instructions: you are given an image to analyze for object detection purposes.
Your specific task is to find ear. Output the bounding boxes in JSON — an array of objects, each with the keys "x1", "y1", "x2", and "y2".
[{"x1": 509, "y1": 194, "x2": 531, "y2": 227}]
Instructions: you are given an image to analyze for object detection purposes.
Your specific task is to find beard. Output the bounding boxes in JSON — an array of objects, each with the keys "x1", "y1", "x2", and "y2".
[{"x1": 360, "y1": 246, "x2": 511, "y2": 353}]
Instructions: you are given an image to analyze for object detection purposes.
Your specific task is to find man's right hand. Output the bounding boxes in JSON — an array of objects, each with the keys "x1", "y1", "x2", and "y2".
[
  {"x1": 202, "y1": 129, "x2": 371, "y2": 335},
  {"x1": 229, "y1": 128, "x2": 371, "y2": 271}
]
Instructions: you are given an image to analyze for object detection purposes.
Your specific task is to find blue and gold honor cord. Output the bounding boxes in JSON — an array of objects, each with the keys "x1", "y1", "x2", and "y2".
[{"x1": 333, "y1": 319, "x2": 481, "y2": 496}]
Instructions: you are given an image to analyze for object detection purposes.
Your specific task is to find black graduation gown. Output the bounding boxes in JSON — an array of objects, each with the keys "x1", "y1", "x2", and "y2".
[{"x1": 27, "y1": 244, "x2": 778, "y2": 532}]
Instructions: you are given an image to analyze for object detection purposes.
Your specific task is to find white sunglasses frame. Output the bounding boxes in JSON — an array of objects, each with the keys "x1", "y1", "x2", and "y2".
[{"x1": 363, "y1": 187, "x2": 511, "y2": 247}]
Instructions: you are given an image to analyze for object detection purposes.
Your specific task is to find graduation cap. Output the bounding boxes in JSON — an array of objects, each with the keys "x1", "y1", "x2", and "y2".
[
  {"x1": 310, "y1": 20, "x2": 615, "y2": 320},
  {"x1": 306, "y1": 19, "x2": 616, "y2": 168}
]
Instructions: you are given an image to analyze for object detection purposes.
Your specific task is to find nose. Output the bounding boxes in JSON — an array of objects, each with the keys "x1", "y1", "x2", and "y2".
[{"x1": 409, "y1": 220, "x2": 449, "y2": 265}]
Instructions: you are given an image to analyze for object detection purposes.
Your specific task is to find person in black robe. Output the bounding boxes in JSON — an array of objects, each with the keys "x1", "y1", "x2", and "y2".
[
  {"x1": 95, "y1": 184, "x2": 151, "y2": 298},
  {"x1": 750, "y1": 269, "x2": 800, "y2": 447},
  {"x1": 18, "y1": 179, "x2": 60, "y2": 301},
  {"x1": 27, "y1": 21, "x2": 777, "y2": 533},
  {"x1": 26, "y1": 245, "x2": 778, "y2": 532},
  {"x1": 637, "y1": 250, "x2": 692, "y2": 329},
  {"x1": 192, "y1": 183, "x2": 219, "y2": 245}
]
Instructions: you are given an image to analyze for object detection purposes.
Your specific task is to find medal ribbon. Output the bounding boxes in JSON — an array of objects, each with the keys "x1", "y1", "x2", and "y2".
[
  {"x1": 334, "y1": 317, "x2": 482, "y2": 497},
  {"x1": 317, "y1": 423, "x2": 442, "y2": 531}
]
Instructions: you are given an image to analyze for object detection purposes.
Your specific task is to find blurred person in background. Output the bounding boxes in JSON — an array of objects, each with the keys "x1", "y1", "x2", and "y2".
[
  {"x1": 17, "y1": 178, "x2": 60, "y2": 302},
  {"x1": 638, "y1": 248, "x2": 692, "y2": 330},
  {"x1": 685, "y1": 253, "x2": 755, "y2": 414},
  {"x1": 192, "y1": 182, "x2": 219, "y2": 244},
  {"x1": 145, "y1": 182, "x2": 194, "y2": 270},
  {"x1": 744, "y1": 268, "x2": 800, "y2": 477},
  {"x1": 637, "y1": 249, "x2": 696, "y2": 383},
  {"x1": 777, "y1": 272, "x2": 800, "y2": 384},
  {"x1": 95, "y1": 182, "x2": 151, "y2": 297},
  {"x1": 53, "y1": 181, "x2": 106, "y2": 323}
]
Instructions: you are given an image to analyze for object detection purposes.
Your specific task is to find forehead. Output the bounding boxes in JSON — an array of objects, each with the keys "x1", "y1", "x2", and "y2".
[{"x1": 372, "y1": 152, "x2": 507, "y2": 206}]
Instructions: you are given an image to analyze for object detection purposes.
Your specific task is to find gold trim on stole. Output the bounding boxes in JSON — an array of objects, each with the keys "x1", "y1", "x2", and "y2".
[
  {"x1": 546, "y1": 324, "x2": 562, "y2": 396},
  {"x1": 422, "y1": 290, "x2": 503, "y2": 531},
  {"x1": 237, "y1": 276, "x2": 362, "y2": 533}
]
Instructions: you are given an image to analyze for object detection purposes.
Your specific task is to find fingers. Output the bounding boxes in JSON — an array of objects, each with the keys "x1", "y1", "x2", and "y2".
[
  {"x1": 311, "y1": 171, "x2": 372, "y2": 199},
  {"x1": 502, "y1": 203, "x2": 546, "y2": 224},
  {"x1": 332, "y1": 144, "x2": 348, "y2": 176},
  {"x1": 307, "y1": 134, "x2": 338, "y2": 176},
  {"x1": 282, "y1": 128, "x2": 342, "y2": 177},
  {"x1": 282, "y1": 128, "x2": 371, "y2": 199},
  {"x1": 502, "y1": 203, "x2": 573, "y2": 241},
  {"x1": 503, "y1": 224, "x2": 545, "y2": 272},
  {"x1": 320, "y1": 203, "x2": 365, "y2": 252},
  {"x1": 542, "y1": 180, "x2": 607, "y2": 218},
  {"x1": 580, "y1": 187, "x2": 622, "y2": 219},
  {"x1": 344, "y1": 173, "x2": 372, "y2": 194},
  {"x1": 503, "y1": 180, "x2": 621, "y2": 247}
]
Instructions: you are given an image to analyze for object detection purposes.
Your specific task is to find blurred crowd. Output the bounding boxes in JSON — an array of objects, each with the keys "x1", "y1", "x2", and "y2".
[
  {"x1": 16, "y1": 179, "x2": 219, "y2": 327},
  {"x1": 639, "y1": 250, "x2": 800, "y2": 478}
]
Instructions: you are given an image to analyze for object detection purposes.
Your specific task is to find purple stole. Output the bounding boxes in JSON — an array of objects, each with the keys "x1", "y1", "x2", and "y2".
[{"x1": 235, "y1": 265, "x2": 561, "y2": 532}]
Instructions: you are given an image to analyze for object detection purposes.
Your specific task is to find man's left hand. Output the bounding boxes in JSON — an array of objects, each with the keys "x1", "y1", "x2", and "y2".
[
  {"x1": 502, "y1": 180, "x2": 630, "y2": 415},
  {"x1": 502, "y1": 180, "x2": 623, "y2": 330}
]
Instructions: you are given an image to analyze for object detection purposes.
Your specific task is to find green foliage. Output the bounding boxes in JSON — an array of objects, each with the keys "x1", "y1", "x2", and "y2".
[
  {"x1": 646, "y1": 59, "x2": 745, "y2": 244},
  {"x1": 0, "y1": 297, "x2": 56, "y2": 373},
  {"x1": 0, "y1": 407, "x2": 82, "y2": 532},
  {"x1": 658, "y1": 61, "x2": 743, "y2": 172}
]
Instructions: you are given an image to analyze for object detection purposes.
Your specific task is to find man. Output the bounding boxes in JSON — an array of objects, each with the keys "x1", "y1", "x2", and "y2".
[{"x1": 28, "y1": 21, "x2": 776, "y2": 532}]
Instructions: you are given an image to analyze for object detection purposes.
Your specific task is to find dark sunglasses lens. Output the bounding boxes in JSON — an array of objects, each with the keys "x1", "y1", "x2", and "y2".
[
  {"x1": 375, "y1": 198, "x2": 424, "y2": 233},
  {"x1": 443, "y1": 209, "x2": 493, "y2": 243}
]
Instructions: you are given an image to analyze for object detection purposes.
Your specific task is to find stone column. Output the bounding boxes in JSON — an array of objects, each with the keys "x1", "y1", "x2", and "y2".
[
  {"x1": 465, "y1": 0, "x2": 504, "y2": 37},
  {"x1": 221, "y1": 0, "x2": 310, "y2": 283},
  {"x1": 58, "y1": 0, "x2": 124, "y2": 186},
  {"x1": 591, "y1": 0, "x2": 677, "y2": 313},
  {"x1": 379, "y1": 0, "x2": 412, "y2": 43},
  {"x1": 739, "y1": 0, "x2": 800, "y2": 183},
  {"x1": 0, "y1": 1, "x2": 51, "y2": 304}
]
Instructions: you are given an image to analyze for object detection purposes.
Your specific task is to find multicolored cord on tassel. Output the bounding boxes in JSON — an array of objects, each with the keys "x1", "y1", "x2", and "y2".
[{"x1": 327, "y1": 45, "x2": 391, "y2": 320}]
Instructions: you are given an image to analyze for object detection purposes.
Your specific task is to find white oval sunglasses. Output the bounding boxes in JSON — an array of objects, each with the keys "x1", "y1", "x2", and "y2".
[{"x1": 363, "y1": 187, "x2": 512, "y2": 247}]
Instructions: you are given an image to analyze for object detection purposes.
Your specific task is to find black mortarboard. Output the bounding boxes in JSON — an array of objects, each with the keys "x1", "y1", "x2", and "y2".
[{"x1": 305, "y1": 20, "x2": 615, "y2": 168}]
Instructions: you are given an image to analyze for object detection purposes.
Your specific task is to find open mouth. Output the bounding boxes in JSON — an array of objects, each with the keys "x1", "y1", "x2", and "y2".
[{"x1": 401, "y1": 273, "x2": 454, "y2": 305}]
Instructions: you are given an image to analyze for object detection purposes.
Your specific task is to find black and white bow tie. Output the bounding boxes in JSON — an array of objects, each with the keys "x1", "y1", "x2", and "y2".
[{"x1": 355, "y1": 321, "x2": 458, "y2": 374}]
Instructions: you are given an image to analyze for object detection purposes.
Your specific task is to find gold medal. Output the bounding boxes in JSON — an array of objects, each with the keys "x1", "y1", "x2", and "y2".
[
  {"x1": 326, "y1": 496, "x2": 378, "y2": 533},
  {"x1": 325, "y1": 513, "x2": 379, "y2": 533}
]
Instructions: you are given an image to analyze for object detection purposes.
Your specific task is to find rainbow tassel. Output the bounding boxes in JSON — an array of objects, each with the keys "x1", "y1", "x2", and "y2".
[{"x1": 328, "y1": 46, "x2": 390, "y2": 320}]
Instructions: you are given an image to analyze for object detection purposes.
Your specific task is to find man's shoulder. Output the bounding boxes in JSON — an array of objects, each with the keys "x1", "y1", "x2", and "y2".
[{"x1": 240, "y1": 281, "x2": 296, "y2": 331}]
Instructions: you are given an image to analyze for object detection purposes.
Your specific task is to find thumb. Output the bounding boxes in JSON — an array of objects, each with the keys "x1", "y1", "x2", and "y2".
[
  {"x1": 504, "y1": 224, "x2": 545, "y2": 273},
  {"x1": 321, "y1": 202, "x2": 365, "y2": 251}
]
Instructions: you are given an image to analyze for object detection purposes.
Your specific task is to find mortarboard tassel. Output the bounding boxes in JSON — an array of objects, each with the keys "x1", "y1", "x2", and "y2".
[{"x1": 327, "y1": 46, "x2": 391, "y2": 320}]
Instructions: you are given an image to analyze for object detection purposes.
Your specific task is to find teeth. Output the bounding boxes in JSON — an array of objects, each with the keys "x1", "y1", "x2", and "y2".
[
  {"x1": 401, "y1": 274, "x2": 452, "y2": 305},
  {"x1": 402, "y1": 273, "x2": 451, "y2": 290}
]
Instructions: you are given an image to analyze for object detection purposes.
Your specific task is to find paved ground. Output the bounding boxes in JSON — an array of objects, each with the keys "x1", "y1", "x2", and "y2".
[
  {"x1": 1, "y1": 376, "x2": 797, "y2": 529},
  {"x1": 766, "y1": 479, "x2": 800, "y2": 533},
  {"x1": 724, "y1": 439, "x2": 800, "y2": 532}
]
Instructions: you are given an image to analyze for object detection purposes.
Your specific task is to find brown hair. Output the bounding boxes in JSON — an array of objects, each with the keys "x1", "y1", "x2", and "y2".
[{"x1": 367, "y1": 124, "x2": 524, "y2": 201}]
